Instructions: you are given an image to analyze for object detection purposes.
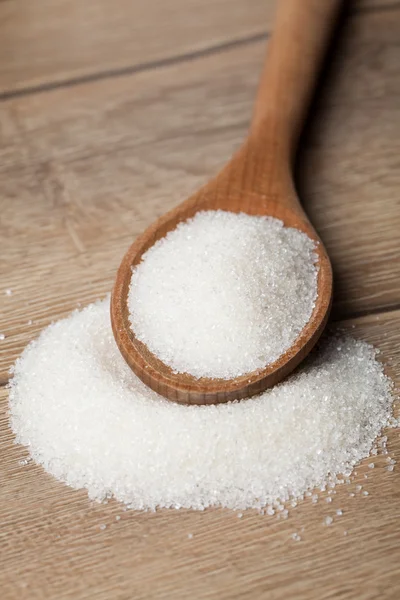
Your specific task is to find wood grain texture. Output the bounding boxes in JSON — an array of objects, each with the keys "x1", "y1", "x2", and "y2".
[
  {"x1": 1, "y1": 7, "x2": 399, "y2": 383},
  {"x1": 0, "y1": 0, "x2": 276, "y2": 95},
  {"x1": 1, "y1": 310, "x2": 399, "y2": 600},
  {"x1": 1, "y1": 0, "x2": 400, "y2": 598},
  {"x1": 0, "y1": 0, "x2": 393, "y2": 96}
]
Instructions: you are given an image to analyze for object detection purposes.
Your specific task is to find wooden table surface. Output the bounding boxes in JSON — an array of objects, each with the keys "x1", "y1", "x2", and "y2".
[{"x1": 1, "y1": 1, "x2": 400, "y2": 598}]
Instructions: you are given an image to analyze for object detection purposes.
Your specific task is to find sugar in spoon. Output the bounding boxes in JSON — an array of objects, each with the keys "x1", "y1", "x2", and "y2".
[{"x1": 111, "y1": 0, "x2": 338, "y2": 404}]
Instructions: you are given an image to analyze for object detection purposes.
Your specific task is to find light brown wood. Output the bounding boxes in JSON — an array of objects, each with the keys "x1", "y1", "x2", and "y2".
[
  {"x1": 111, "y1": 0, "x2": 340, "y2": 405},
  {"x1": 0, "y1": 8, "x2": 399, "y2": 385},
  {"x1": 0, "y1": 0, "x2": 277, "y2": 95},
  {"x1": 0, "y1": 0, "x2": 400, "y2": 598},
  {"x1": 0, "y1": 0, "x2": 388, "y2": 96},
  {"x1": 1, "y1": 309, "x2": 399, "y2": 600}
]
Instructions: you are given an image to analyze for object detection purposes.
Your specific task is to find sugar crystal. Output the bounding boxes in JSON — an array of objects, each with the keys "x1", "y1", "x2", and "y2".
[
  {"x1": 9, "y1": 298, "x2": 395, "y2": 511},
  {"x1": 128, "y1": 211, "x2": 318, "y2": 379}
]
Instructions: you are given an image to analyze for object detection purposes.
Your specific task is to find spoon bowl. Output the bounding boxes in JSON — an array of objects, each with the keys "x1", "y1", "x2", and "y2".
[{"x1": 111, "y1": 0, "x2": 338, "y2": 404}]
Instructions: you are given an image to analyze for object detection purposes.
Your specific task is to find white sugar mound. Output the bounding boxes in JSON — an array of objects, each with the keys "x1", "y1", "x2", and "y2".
[
  {"x1": 128, "y1": 211, "x2": 319, "y2": 379},
  {"x1": 9, "y1": 298, "x2": 394, "y2": 510}
]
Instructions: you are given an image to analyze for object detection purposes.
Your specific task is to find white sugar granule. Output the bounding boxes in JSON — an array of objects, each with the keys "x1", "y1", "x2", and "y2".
[
  {"x1": 128, "y1": 211, "x2": 318, "y2": 379},
  {"x1": 9, "y1": 298, "x2": 395, "y2": 511}
]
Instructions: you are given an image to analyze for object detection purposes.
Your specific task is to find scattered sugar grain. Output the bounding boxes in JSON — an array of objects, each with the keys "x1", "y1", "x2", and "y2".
[
  {"x1": 5, "y1": 289, "x2": 12, "y2": 296},
  {"x1": 324, "y1": 516, "x2": 333, "y2": 526},
  {"x1": 115, "y1": 516, "x2": 121, "y2": 521},
  {"x1": 0, "y1": 333, "x2": 5, "y2": 341},
  {"x1": 336, "y1": 509, "x2": 343, "y2": 516},
  {"x1": 368, "y1": 463, "x2": 375, "y2": 469},
  {"x1": 188, "y1": 533, "x2": 193, "y2": 539},
  {"x1": 128, "y1": 211, "x2": 318, "y2": 379},
  {"x1": 292, "y1": 533, "x2": 301, "y2": 541},
  {"x1": 99, "y1": 524, "x2": 106, "y2": 530},
  {"x1": 362, "y1": 491, "x2": 369, "y2": 496},
  {"x1": 9, "y1": 298, "x2": 395, "y2": 511},
  {"x1": 325, "y1": 497, "x2": 332, "y2": 503},
  {"x1": 386, "y1": 465, "x2": 394, "y2": 472}
]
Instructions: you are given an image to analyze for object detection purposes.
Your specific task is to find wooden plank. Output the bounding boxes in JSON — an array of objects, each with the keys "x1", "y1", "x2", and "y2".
[
  {"x1": 1, "y1": 308, "x2": 399, "y2": 600},
  {"x1": 0, "y1": 0, "x2": 276, "y2": 95},
  {"x1": 1, "y1": 8, "x2": 399, "y2": 381},
  {"x1": 0, "y1": 0, "x2": 393, "y2": 95},
  {"x1": 298, "y1": 5, "x2": 400, "y2": 317}
]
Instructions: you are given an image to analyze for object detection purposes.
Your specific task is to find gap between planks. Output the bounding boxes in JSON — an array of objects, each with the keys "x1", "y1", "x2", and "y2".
[
  {"x1": 0, "y1": 2, "x2": 399, "y2": 103},
  {"x1": 0, "y1": 33, "x2": 269, "y2": 103}
]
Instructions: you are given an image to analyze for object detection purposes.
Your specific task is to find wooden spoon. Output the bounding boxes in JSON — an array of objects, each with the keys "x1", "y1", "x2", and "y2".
[{"x1": 111, "y1": 0, "x2": 338, "y2": 405}]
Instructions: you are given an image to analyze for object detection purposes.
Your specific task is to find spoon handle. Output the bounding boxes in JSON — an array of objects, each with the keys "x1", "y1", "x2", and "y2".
[{"x1": 251, "y1": 0, "x2": 342, "y2": 162}]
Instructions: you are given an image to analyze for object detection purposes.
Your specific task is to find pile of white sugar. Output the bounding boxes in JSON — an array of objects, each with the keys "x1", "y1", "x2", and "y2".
[
  {"x1": 9, "y1": 298, "x2": 394, "y2": 510},
  {"x1": 128, "y1": 211, "x2": 319, "y2": 379}
]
